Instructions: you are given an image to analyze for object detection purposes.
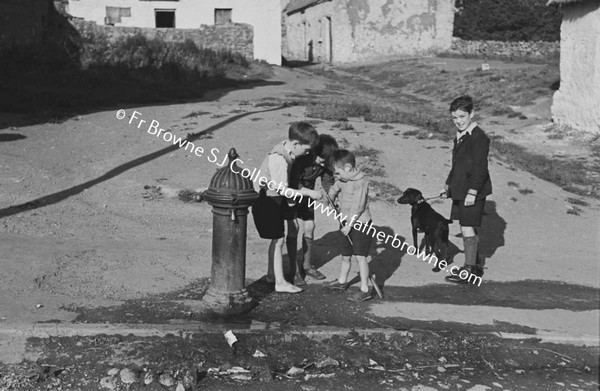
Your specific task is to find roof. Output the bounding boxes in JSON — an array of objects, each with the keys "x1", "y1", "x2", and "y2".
[{"x1": 284, "y1": 0, "x2": 331, "y2": 15}]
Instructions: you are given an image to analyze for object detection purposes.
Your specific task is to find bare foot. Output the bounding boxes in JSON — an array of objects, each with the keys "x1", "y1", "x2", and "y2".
[{"x1": 275, "y1": 282, "x2": 303, "y2": 293}]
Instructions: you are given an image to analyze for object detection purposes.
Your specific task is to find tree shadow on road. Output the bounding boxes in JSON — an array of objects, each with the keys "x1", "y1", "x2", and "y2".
[
  {"x1": 0, "y1": 133, "x2": 26, "y2": 142},
  {"x1": 0, "y1": 106, "x2": 287, "y2": 219}
]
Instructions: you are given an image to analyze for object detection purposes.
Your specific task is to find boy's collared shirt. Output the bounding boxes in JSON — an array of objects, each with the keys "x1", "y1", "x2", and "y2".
[
  {"x1": 456, "y1": 121, "x2": 478, "y2": 141},
  {"x1": 329, "y1": 170, "x2": 372, "y2": 224},
  {"x1": 258, "y1": 141, "x2": 295, "y2": 197},
  {"x1": 268, "y1": 141, "x2": 295, "y2": 190},
  {"x1": 447, "y1": 124, "x2": 492, "y2": 200}
]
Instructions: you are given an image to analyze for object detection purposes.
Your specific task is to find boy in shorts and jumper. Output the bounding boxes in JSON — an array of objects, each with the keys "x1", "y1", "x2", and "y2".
[
  {"x1": 286, "y1": 134, "x2": 338, "y2": 286},
  {"x1": 251, "y1": 122, "x2": 322, "y2": 293},
  {"x1": 441, "y1": 95, "x2": 492, "y2": 283},
  {"x1": 326, "y1": 149, "x2": 375, "y2": 302}
]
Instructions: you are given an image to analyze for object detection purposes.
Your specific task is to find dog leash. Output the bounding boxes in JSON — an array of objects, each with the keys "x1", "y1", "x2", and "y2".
[{"x1": 425, "y1": 195, "x2": 445, "y2": 201}]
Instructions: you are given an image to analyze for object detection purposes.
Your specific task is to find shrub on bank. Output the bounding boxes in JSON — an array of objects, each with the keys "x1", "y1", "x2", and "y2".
[{"x1": 79, "y1": 32, "x2": 249, "y2": 82}]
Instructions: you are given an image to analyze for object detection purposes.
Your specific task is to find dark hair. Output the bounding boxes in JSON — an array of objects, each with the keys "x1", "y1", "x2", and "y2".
[
  {"x1": 332, "y1": 149, "x2": 356, "y2": 168},
  {"x1": 315, "y1": 134, "x2": 338, "y2": 161},
  {"x1": 289, "y1": 121, "x2": 318, "y2": 148},
  {"x1": 449, "y1": 95, "x2": 474, "y2": 113}
]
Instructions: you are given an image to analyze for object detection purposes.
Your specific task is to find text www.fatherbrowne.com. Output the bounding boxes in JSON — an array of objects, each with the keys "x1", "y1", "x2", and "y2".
[
  {"x1": 118, "y1": 109, "x2": 482, "y2": 286},
  {"x1": 306, "y1": 199, "x2": 482, "y2": 286}
]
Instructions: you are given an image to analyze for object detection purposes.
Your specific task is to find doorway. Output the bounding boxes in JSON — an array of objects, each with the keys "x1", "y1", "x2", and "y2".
[{"x1": 323, "y1": 16, "x2": 332, "y2": 63}]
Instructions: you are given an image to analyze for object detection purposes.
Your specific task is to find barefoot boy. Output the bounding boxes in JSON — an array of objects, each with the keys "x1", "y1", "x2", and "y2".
[
  {"x1": 251, "y1": 122, "x2": 322, "y2": 293},
  {"x1": 441, "y1": 95, "x2": 492, "y2": 283},
  {"x1": 327, "y1": 149, "x2": 374, "y2": 302}
]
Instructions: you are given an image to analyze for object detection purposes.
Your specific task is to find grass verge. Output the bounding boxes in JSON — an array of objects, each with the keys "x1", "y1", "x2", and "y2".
[
  {"x1": 293, "y1": 59, "x2": 597, "y2": 199},
  {"x1": 491, "y1": 141, "x2": 595, "y2": 197}
]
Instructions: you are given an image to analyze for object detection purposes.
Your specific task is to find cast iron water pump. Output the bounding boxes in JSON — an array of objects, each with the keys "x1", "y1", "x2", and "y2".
[{"x1": 202, "y1": 148, "x2": 258, "y2": 316}]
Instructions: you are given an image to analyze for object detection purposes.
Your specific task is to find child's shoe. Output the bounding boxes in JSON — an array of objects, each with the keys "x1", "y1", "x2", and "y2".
[
  {"x1": 305, "y1": 267, "x2": 326, "y2": 280},
  {"x1": 294, "y1": 273, "x2": 307, "y2": 287},
  {"x1": 445, "y1": 266, "x2": 482, "y2": 284},
  {"x1": 325, "y1": 280, "x2": 348, "y2": 290},
  {"x1": 347, "y1": 290, "x2": 373, "y2": 302}
]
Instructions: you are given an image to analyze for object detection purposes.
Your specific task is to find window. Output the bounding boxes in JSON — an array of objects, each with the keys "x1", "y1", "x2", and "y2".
[
  {"x1": 105, "y1": 7, "x2": 131, "y2": 25},
  {"x1": 155, "y1": 9, "x2": 175, "y2": 28},
  {"x1": 214, "y1": 8, "x2": 232, "y2": 24}
]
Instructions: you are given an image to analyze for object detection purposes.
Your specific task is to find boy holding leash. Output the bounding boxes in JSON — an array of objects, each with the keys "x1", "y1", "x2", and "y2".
[{"x1": 441, "y1": 95, "x2": 492, "y2": 283}]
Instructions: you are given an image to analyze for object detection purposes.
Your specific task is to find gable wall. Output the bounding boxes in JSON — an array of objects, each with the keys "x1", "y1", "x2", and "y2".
[
  {"x1": 551, "y1": 1, "x2": 600, "y2": 133},
  {"x1": 283, "y1": 0, "x2": 454, "y2": 63}
]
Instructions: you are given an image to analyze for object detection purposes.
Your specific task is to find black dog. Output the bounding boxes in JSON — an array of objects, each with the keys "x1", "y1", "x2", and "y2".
[{"x1": 397, "y1": 188, "x2": 452, "y2": 271}]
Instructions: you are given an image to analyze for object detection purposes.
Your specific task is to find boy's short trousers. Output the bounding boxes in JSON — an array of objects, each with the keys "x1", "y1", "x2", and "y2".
[
  {"x1": 281, "y1": 198, "x2": 297, "y2": 221},
  {"x1": 451, "y1": 198, "x2": 486, "y2": 227},
  {"x1": 296, "y1": 196, "x2": 315, "y2": 221},
  {"x1": 252, "y1": 189, "x2": 284, "y2": 239},
  {"x1": 280, "y1": 195, "x2": 315, "y2": 221},
  {"x1": 340, "y1": 220, "x2": 373, "y2": 257}
]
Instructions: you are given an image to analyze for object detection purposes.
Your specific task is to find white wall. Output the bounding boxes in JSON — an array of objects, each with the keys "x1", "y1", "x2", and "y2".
[
  {"x1": 283, "y1": 0, "x2": 454, "y2": 64},
  {"x1": 551, "y1": 2, "x2": 600, "y2": 134},
  {"x1": 68, "y1": 0, "x2": 282, "y2": 65}
]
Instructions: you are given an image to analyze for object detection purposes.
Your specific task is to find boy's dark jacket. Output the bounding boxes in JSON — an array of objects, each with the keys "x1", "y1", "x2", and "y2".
[
  {"x1": 290, "y1": 155, "x2": 334, "y2": 193},
  {"x1": 446, "y1": 126, "x2": 492, "y2": 200}
]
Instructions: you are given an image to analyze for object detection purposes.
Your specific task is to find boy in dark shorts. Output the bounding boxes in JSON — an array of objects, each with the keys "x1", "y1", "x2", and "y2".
[
  {"x1": 286, "y1": 134, "x2": 338, "y2": 286},
  {"x1": 326, "y1": 149, "x2": 375, "y2": 302},
  {"x1": 251, "y1": 122, "x2": 322, "y2": 293},
  {"x1": 441, "y1": 95, "x2": 492, "y2": 283}
]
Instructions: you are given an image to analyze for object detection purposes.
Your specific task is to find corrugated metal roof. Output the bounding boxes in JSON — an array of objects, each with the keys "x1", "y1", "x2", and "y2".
[{"x1": 284, "y1": 0, "x2": 331, "y2": 15}]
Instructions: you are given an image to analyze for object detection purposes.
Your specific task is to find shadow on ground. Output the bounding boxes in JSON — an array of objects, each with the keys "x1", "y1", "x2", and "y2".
[
  {"x1": 67, "y1": 276, "x2": 597, "y2": 335},
  {"x1": 0, "y1": 133, "x2": 26, "y2": 142},
  {"x1": 0, "y1": 2, "x2": 283, "y2": 130},
  {"x1": 0, "y1": 105, "x2": 287, "y2": 219}
]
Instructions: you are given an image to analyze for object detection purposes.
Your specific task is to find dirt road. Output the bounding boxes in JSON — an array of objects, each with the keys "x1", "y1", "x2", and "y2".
[{"x1": 0, "y1": 64, "x2": 598, "y2": 389}]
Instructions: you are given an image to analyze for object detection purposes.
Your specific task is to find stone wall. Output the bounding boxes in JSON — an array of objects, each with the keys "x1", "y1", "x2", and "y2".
[
  {"x1": 446, "y1": 37, "x2": 560, "y2": 59},
  {"x1": 71, "y1": 19, "x2": 254, "y2": 60},
  {"x1": 67, "y1": 0, "x2": 280, "y2": 64}
]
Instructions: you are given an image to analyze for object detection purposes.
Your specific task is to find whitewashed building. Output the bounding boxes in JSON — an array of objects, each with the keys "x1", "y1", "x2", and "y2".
[
  {"x1": 282, "y1": 0, "x2": 455, "y2": 64},
  {"x1": 67, "y1": 0, "x2": 282, "y2": 65},
  {"x1": 548, "y1": 0, "x2": 600, "y2": 134}
]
